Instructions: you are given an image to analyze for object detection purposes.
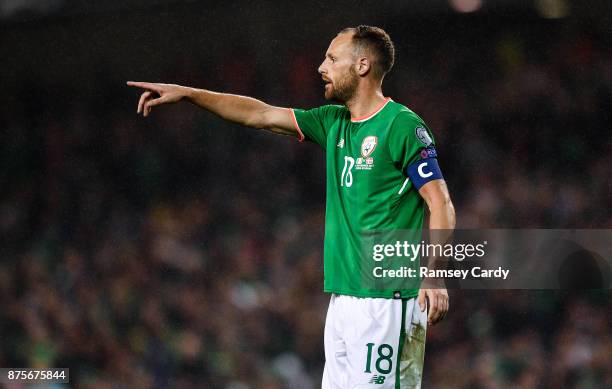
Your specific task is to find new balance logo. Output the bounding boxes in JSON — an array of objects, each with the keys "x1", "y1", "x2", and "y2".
[
  {"x1": 337, "y1": 138, "x2": 345, "y2": 148},
  {"x1": 369, "y1": 375, "x2": 386, "y2": 384}
]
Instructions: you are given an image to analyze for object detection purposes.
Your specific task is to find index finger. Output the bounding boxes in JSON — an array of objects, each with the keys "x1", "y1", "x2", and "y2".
[
  {"x1": 428, "y1": 295, "x2": 441, "y2": 325},
  {"x1": 126, "y1": 81, "x2": 158, "y2": 91}
]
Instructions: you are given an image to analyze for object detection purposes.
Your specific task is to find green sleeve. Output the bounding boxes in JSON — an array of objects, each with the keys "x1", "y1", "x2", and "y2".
[
  {"x1": 291, "y1": 105, "x2": 345, "y2": 149},
  {"x1": 388, "y1": 111, "x2": 437, "y2": 173}
]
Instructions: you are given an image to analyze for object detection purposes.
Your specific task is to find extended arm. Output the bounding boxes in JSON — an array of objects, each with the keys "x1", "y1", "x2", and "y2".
[
  {"x1": 417, "y1": 179, "x2": 456, "y2": 326},
  {"x1": 126, "y1": 81, "x2": 300, "y2": 138}
]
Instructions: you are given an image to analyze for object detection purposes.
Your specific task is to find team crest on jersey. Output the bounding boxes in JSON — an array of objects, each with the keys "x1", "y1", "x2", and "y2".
[
  {"x1": 361, "y1": 136, "x2": 378, "y2": 157},
  {"x1": 356, "y1": 136, "x2": 377, "y2": 170},
  {"x1": 415, "y1": 127, "x2": 433, "y2": 146}
]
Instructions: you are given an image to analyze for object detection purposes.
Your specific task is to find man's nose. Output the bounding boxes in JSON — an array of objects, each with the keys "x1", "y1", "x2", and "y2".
[{"x1": 318, "y1": 63, "x2": 326, "y2": 75}]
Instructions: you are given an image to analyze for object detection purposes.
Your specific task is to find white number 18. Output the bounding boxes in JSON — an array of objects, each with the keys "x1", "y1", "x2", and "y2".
[{"x1": 341, "y1": 156, "x2": 355, "y2": 187}]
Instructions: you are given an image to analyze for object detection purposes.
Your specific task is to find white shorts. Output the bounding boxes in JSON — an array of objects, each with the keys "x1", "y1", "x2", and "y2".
[{"x1": 322, "y1": 294, "x2": 427, "y2": 389}]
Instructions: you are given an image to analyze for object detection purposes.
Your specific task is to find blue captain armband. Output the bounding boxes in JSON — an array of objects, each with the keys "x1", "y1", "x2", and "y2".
[{"x1": 406, "y1": 158, "x2": 443, "y2": 190}]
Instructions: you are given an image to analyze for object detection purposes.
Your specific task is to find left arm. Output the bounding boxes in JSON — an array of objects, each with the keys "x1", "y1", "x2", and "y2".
[{"x1": 417, "y1": 179, "x2": 455, "y2": 326}]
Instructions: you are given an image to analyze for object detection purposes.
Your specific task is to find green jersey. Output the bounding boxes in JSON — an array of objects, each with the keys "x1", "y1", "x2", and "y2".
[{"x1": 292, "y1": 98, "x2": 440, "y2": 298}]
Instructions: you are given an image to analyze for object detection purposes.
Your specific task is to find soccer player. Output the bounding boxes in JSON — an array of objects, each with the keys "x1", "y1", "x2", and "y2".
[{"x1": 128, "y1": 25, "x2": 455, "y2": 388}]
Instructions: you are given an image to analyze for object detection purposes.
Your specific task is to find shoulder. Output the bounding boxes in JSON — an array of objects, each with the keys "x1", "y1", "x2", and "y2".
[
  {"x1": 387, "y1": 101, "x2": 426, "y2": 128},
  {"x1": 386, "y1": 102, "x2": 435, "y2": 146},
  {"x1": 297, "y1": 104, "x2": 348, "y2": 122},
  {"x1": 320, "y1": 104, "x2": 348, "y2": 118},
  {"x1": 295, "y1": 104, "x2": 346, "y2": 114},
  {"x1": 386, "y1": 103, "x2": 427, "y2": 137}
]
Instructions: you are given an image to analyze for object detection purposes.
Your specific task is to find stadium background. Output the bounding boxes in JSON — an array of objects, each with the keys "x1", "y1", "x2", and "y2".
[{"x1": 1, "y1": 0, "x2": 611, "y2": 387}]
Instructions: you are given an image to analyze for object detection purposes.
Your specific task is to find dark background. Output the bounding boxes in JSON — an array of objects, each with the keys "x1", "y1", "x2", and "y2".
[{"x1": 1, "y1": 0, "x2": 611, "y2": 388}]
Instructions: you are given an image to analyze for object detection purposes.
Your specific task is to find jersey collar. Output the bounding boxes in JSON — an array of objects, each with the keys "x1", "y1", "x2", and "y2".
[{"x1": 350, "y1": 97, "x2": 392, "y2": 123}]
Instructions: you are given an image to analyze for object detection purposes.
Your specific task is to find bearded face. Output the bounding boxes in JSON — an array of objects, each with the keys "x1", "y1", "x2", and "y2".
[
  {"x1": 325, "y1": 65, "x2": 359, "y2": 103},
  {"x1": 319, "y1": 32, "x2": 362, "y2": 103}
]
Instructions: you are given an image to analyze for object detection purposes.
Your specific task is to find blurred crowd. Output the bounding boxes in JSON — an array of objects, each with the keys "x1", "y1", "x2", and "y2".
[{"x1": 1, "y1": 14, "x2": 611, "y2": 389}]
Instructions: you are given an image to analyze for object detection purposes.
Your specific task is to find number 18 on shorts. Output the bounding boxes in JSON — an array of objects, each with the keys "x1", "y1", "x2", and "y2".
[{"x1": 322, "y1": 295, "x2": 427, "y2": 389}]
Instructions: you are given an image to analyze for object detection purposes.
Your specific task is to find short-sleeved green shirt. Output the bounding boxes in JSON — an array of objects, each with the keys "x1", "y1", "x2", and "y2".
[{"x1": 292, "y1": 99, "x2": 439, "y2": 298}]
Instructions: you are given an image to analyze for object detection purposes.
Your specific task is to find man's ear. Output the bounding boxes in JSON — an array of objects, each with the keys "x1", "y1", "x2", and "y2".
[{"x1": 357, "y1": 56, "x2": 371, "y2": 76}]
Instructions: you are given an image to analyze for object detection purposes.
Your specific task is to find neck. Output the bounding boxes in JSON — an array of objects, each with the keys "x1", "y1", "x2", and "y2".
[{"x1": 345, "y1": 83, "x2": 387, "y2": 120}]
